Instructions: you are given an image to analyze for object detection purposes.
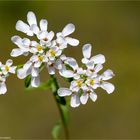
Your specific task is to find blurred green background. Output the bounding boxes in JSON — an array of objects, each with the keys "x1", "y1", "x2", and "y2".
[{"x1": 0, "y1": 1, "x2": 140, "y2": 139}]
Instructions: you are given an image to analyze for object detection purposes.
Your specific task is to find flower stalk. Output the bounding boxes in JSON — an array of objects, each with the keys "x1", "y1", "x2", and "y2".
[{"x1": 50, "y1": 75, "x2": 69, "y2": 139}]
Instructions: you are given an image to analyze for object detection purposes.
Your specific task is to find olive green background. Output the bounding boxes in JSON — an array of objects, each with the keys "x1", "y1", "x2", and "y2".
[{"x1": 0, "y1": 1, "x2": 140, "y2": 139}]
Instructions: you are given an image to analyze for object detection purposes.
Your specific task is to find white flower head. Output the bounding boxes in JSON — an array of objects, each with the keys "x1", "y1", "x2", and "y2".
[
  {"x1": 0, "y1": 59, "x2": 17, "y2": 94},
  {"x1": 11, "y1": 11, "x2": 80, "y2": 88},
  {"x1": 58, "y1": 44, "x2": 115, "y2": 107}
]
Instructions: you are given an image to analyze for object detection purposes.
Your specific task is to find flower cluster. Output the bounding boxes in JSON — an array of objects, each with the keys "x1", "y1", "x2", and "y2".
[
  {"x1": 0, "y1": 11, "x2": 115, "y2": 108},
  {"x1": 0, "y1": 60, "x2": 16, "y2": 94},
  {"x1": 11, "y1": 11, "x2": 79, "y2": 87},
  {"x1": 58, "y1": 44, "x2": 115, "y2": 107}
]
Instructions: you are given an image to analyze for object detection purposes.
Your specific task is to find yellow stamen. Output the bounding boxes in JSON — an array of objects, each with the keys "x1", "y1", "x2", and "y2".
[
  {"x1": 37, "y1": 45, "x2": 43, "y2": 51},
  {"x1": 38, "y1": 56, "x2": 43, "y2": 61},
  {"x1": 50, "y1": 50, "x2": 56, "y2": 57},
  {"x1": 90, "y1": 79, "x2": 94, "y2": 85},
  {"x1": 76, "y1": 80, "x2": 82, "y2": 87},
  {"x1": 5, "y1": 65, "x2": 9, "y2": 71}
]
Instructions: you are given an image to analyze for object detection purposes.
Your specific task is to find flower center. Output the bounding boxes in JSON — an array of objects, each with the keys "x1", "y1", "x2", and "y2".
[
  {"x1": 43, "y1": 38, "x2": 48, "y2": 41},
  {"x1": 76, "y1": 80, "x2": 82, "y2": 87},
  {"x1": 50, "y1": 50, "x2": 56, "y2": 57},
  {"x1": 37, "y1": 45, "x2": 43, "y2": 51},
  {"x1": 5, "y1": 65, "x2": 9, "y2": 71},
  {"x1": 38, "y1": 56, "x2": 43, "y2": 62},
  {"x1": 89, "y1": 79, "x2": 94, "y2": 85}
]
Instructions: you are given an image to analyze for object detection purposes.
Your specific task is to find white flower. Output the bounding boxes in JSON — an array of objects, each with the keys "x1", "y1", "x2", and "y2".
[
  {"x1": 16, "y1": 11, "x2": 54, "y2": 46},
  {"x1": 58, "y1": 44, "x2": 115, "y2": 107},
  {"x1": 99, "y1": 69, "x2": 115, "y2": 94},
  {"x1": 1, "y1": 59, "x2": 16, "y2": 75},
  {"x1": 46, "y1": 46, "x2": 62, "y2": 61},
  {"x1": 82, "y1": 44, "x2": 105, "y2": 65},
  {"x1": 0, "y1": 60, "x2": 17, "y2": 94},
  {"x1": 11, "y1": 36, "x2": 31, "y2": 57},
  {"x1": 56, "y1": 23, "x2": 79, "y2": 49},
  {"x1": 17, "y1": 54, "x2": 48, "y2": 87}
]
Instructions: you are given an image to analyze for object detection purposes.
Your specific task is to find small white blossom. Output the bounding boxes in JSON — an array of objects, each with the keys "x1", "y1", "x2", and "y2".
[
  {"x1": 0, "y1": 59, "x2": 16, "y2": 94},
  {"x1": 17, "y1": 54, "x2": 48, "y2": 87},
  {"x1": 16, "y1": 11, "x2": 54, "y2": 46},
  {"x1": 1, "y1": 59, "x2": 16, "y2": 75},
  {"x1": 82, "y1": 44, "x2": 105, "y2": 65},
  {"x1": 58, "y1": 44, "x2": 115, "y2": 107},
  {"x1": 56, "y1": 23, "x2": 79, "y2": 49}
]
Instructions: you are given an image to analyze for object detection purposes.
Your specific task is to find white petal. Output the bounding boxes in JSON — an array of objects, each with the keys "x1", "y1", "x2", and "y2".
[
  {"x1": 0, "y1": 82, "x2": 7, "y2": 94},
  {"x1": 30, "y1": 24, "x2": 39, "y2": 34},
  {"x1": 58, "y1": 88, "x2": 72, "y2": 97},
  {"x1": 60, "y1": 55, "x2": 67, "y2": 61},
  {"x1": 31, "y1": 41, "x2": 38, "y2": 46},
  {"x1": 81, "y1": 58, "x2": 89, "y2": 64},
  {"x1": 62, "y1": 23, "x2": 75, "y2": 36},
  {"x1": 34, "y1": 61, "x2": 42, "y2": 68},
  {"x1": 101, "y1": 82, "x2": 115, "y2": 94},
  {"x1": 90, "y1": 92, "x2": 97, "y2": 102},
  {"x1": 22, "y1": 38, "x2": 30, "y2": 46},
  {"x1": 101, "y1": 69, "x2": 115, "y2": 80},
  {"x1": 80, "y1": 93, "x2": 89, "y2": 105},
  {"x1": 86, "y1": 60, "x2": 94, "y2": 69},
  {"x1": 77, "y1": 68, "x2": 85, "y2": 75},
  {"x1": 37, "y1": 31, "x2": 47, "y2": 40},
  {"x1": 17, "y1": 69, "x2": 26, "y2": 79},
  {"x1": 66, "y1": 37, "x2": 79, "y2": 46},
  {"x1": 82, "y1": 44, "x2": 92, "y2": 59},
  {"x1": 9, "y1": 66, "x2": 17, "y2": 74},
  {"x1": 31, "y1": 76, "x2": 40, "y2": 87},
  {"x1": 10, "y1": 48, "x2": 23, "y2": 57},
  {"x1": 59, "y1": 69, "x2": 74, "y2": 78},
  {"x1": 65, "y1": 57, "x2": 78, "y2": 70},
  {"x1": 47, "y1": 31, "x2": 54, "y2": 41},
  {"x1": 17, "y1": 68, "x2": 31, "y2": 79},
  {"x1": 47, "y1": 66, "x2": 55, "y2": 75},
  {"x1": 73, "y1": 74, "x2": 80, "y2": 80},
  {"x1": 31, "y1": 67, "x2": 39, "y2": 77},
  {"x1": 94, "y1": 64, "x2": 103, "y2": 73},
  {"x1": 27, "y1": 11, "x2": 37, "y2": 26},
  {"x1": 16, "y1": 20, "x2": 30, "y2": 34},
  {"x1": 40, "y1": 19, "x2": 48, "y2": 31},
  {"x1": 11, "y1": 36, "x2": 22, "y2": 46},
  {"x1": 91, "y1": 54, "x2": 105, "y2": 64},
  {"x1": 23, "y1": 61, "x2": 32, "y2": 70},
  {"x1": 56, "y1": 50, "x2": 62, "y2": 57},
  {"x1": 55, "y1": 59, "x2": 63, "y2": 70},
  {"x1": 56, "y1": 36, "x2": 65, "y2": 44},
  {"x1": 70, "y1": 94, "x2": 80, "y2": 108},
  {"x1": 6, "y1": 59, "x2": 13, "y2": 66}
]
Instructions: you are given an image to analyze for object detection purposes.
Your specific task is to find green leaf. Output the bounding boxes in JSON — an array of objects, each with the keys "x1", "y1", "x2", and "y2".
[
  {"x1": 24, "y1": 75, "x2": 31, "y2": 88},
  {"x1": 52, "y1": 120, "x2": 62, "y2": 139}
]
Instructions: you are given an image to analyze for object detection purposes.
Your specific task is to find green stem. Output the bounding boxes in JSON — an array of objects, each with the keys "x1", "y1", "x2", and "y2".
[{"x1": 50, "y1": 75, "x2": 69, "y2": 139}]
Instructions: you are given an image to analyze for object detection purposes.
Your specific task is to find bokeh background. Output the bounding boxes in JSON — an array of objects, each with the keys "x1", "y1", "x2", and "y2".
[{"x1": 0, "y1": 1, "x2": 140, "y2": 139}]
